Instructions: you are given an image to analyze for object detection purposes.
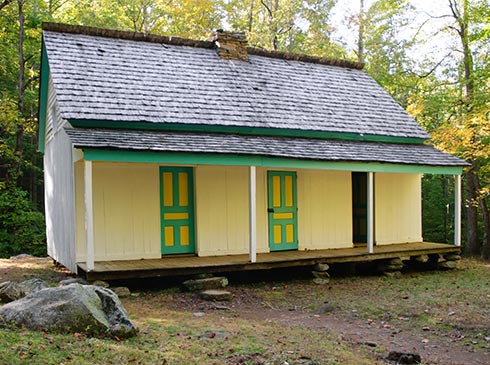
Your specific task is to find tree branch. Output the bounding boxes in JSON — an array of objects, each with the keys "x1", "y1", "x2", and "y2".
[{"x1": 0, "y1": 0, "x2": 14, "y2": 11}]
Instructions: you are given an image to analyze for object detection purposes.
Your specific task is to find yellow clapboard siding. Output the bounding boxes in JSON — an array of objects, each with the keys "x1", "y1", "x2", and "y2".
[
  {"x1": 163, "y1": 172, "x2": 173, "y2": 207},
  {"x1": 164, "y1": 212, "x2": 189, "y2": 220},
  {"x1": 164, "y1": 226, "x2": 174, "y2": 246},
  {"x1": 286, "y1": 224, "x2": 294, "y2": 243},
  {"x1": 178, "y1": 172, "x2": 188, "y2": 207},
  {"x1": 285, "y1": 175, "x2": 293, "y2": 207},
  {"x1": 273, "y1": 175, "x2": 281, "y2": 207},
  {"x1": 180, "y1": 226, "x2": 189, "y2": 246},
  {"x1": 273, "y1": 212, "x2": 293, "y2": 219},
  {"x1": 274, "y1": 225, "x2": 282, "y2": 244}
]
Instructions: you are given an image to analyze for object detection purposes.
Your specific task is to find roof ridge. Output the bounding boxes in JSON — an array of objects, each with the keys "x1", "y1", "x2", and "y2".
[{"x1": 42, "y1": 22, "x2": 364, "y2": 70}]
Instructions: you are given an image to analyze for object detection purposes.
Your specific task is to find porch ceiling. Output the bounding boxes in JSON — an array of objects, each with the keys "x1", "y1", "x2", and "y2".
[{"x1": 65, "y1": 128, "x2": 467, "y2": 173}]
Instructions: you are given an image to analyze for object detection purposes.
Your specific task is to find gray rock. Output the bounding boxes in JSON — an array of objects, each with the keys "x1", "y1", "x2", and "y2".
[
  {"x1": 388, "y1": 258, "x2": 403, "y2": 266},
  {"x1": 313, "y1": 263, "x2": 330, "y2": 272},
  {"x1": 316, "y1": 301, "x2": 335, "y2": 314},
  {"x1": 184, "y1": 277, "x2": 228, "y2": 292},
  {"x1": 312, "y1": 271, "x2": 330, "y2": 279},
  {"x1": 199, "y1": 290, "x2": 232, "y2": 301},
  {"x1": 411, "y1": 255, "x2": 429, "y2": 263},
  {"x1": 59, "y1": 278, "x2": 89, "y2": 286},
  {"x1": 91, "y1": 280, "x2": 110, "y2": 288},
  {"x1": 111, "y1": 287, "x2": 131, "y2": 298},
  {"x1": 0, "y1": 284, "x2": 138, "y2": 338},
  {"x1": 0, "y1": 279, "x2": 48, "y2": 303},
  {"x1": 378, "y1": 263, "x2": 404, "y2": 272},
  {"x1": 9, "y1": 254, "x2": 34, "y2": 260},
  {"x1": 312, "y1": 278, "x2": 330, "y2": 285},
  {"x1": 439, "y1": 260, "x2": 457, "y2": 269},
  {"x1": 444, "y1": 254, "x2": 461, "y2": 261},
  {"x1": 383, "y1": 271, "x2": 402, "y2": 278},
  {"x1": 387, "y1": 350, "x2": 421, "y2": 364}
]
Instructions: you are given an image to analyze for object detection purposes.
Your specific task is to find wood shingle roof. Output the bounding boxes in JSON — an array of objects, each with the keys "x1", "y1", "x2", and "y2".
[{"x1": 42, "y1": 24, "x2": 430, "y2": 139}]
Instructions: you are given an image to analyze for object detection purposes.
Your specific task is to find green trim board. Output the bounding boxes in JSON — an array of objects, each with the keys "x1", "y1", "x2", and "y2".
[
  {"x1": 83, "y1": 150, "x2": 464, "y2": 175},
  {"x1": 159, "y1": 166, "x2": 196, "y2": 254},
  {"x1": 267, "y1": 171, "x2": 298, "y2": 251},
  {"x1": 68, "y1": 119, "x2": 427, "y2": 145},
  {"x1": 38, "y1": 42, "x2": 50, "y2": 153}
]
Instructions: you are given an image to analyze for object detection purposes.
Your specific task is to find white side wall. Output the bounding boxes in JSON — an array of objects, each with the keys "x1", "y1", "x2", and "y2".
[
  {"x1": 375, "y1": 173, "x2": 423, "y2": 244},
  {"x1": 44, "y1": 76, "x2": 77, "y2": 272}
]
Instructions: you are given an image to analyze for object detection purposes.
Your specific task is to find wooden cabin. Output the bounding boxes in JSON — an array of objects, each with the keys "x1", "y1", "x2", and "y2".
[{"x1": 38, "y1": 23, "x2": 466, "y2": 280}]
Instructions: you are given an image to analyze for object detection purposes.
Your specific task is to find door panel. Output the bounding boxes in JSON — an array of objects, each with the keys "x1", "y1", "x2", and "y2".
[
  {"x1": 268, "y1": 171, "x2": 298, "y2": 251},
  {"x1": 160, "y1": 167, "x2": 195, "y2": 254}
]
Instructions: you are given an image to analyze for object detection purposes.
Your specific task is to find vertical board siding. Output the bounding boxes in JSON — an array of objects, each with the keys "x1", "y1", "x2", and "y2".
[
  {"x1": 82, "y1": 162, "x2": 161, "y2": 261},
  {"x1": 297, "y1": 170, "x2": 353, "y2": 249},
  {"x1": 375, "y1": 173, "x2": 423, "y2": 244},
  {"x1": 195, "y1": 166, "x2": 262, "y2": 256},
  {"x1": 44, "y1": 76, "x2": 77, "y2": 272}
]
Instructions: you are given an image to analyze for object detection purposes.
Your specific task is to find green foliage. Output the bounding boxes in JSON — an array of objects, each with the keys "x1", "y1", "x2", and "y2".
[
  {"x1": 0, "y1": 186, "x2": 46, "y2": 258},
  {"x1": 422, "y1": 175, "x2": 455, "y2": 244}
]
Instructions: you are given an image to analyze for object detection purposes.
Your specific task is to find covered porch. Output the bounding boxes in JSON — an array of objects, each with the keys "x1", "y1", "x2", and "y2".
[{"x1": 77, "y1": 242, "x2": 461, "y2": 281}]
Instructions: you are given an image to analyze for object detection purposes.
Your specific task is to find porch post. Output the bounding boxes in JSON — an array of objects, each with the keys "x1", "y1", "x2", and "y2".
[
  {"x1": 367, "y1": 171, "x2": 374, "y2": 254},
  {"x1": 249, "y1": 165, "x2": 257, "y2": 263},
  {"x1": 454, "y1": 174, "x2": 462, "y2": 246},
  {"x1": 84, "y1": 160, "x2": 95, "y2": 271}
]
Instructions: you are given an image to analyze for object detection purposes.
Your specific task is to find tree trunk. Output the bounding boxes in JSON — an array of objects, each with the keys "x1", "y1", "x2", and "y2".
[
  {"x1": 474, "y1": 175, "x2": 490, "y2": 259},
  {"x1": 248, "y1": 0, "x2": 254, "y2": 33},
  {"x1": 11, "y1": 0, "x2": 25, "y2": 186},
  {"x1": 465, "y1": 169, "x2": 480, "y2": 255},
  {"x1": 357, "y1": 0, "x2": 364, "y2": 64}
]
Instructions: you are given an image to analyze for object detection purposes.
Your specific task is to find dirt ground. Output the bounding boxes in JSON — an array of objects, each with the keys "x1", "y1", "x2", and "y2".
[{"x1": 1, "y1": 256, "x2": 489, "y2": 365}]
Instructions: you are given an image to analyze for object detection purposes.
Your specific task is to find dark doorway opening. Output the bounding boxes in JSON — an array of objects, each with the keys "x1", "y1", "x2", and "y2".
[{"x1": 352, "y1": 172, "x2": 368, "y2": 245}]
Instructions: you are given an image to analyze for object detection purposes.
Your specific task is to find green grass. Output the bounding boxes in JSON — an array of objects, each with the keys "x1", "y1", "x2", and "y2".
[{"x1": 1, "y1": 258, "x2": 489, "y2": 364}]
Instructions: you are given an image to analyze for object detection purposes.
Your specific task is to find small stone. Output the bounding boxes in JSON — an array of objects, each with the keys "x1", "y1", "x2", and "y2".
[
  {"x1": 312, "y1": 278, "x2": 329, "y2": 285},
  {"x1": 412, "y1": 255, "x2": 429, "y2": 263},
  {"x1": 313, "y1": 263, "x2": 329, "y2": 272},
  {"x1": 200, "y1": 290, "x2": 232, "y2": 301},
  {"x1": 193, "y1": 273, "x2": 214, "y2": 280},
  {"x1": 91, "y1": 280, "x2": 110, "y2": 288},
  {"x1": 316, "y1": 301, "x2": 335, "y2": 314},
  {"x1": 312, "y1": 271, "x2": 330, "y2": 279},
  {"x1": 387, "y1": 350, "x2": 421, "y2": 364},
  {"x1": 9, "y1": 254, "x2": 33, "y2": 260},
  {"x1": 59, "y1": 278, "x2": 89, "y2": 286},
  {"x1": 439, "y1": 261, "x2": 457, "y2": 269},
  {"x1": 184, "y1": 277, "x2": 228, "y2": 292},
  {"x1": 111, "y1": 287, "x2": 131, "y2": 298},
  {"x1": 389, "y1": 258, "x2": 403, "y2": 266},
  {"x1": 383, "y1": 271, "x2": 402, "y2": 278},
  {"x1": 444, "y1": 254, "x2": 461, "y2": 261},
  {"x1": 193, "y1": 312, "x2": 206, "y2": 317}
]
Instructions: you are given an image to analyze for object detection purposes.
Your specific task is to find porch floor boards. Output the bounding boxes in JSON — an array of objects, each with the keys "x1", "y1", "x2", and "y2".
[{"x1": 77, "y1": 242, "x2": 460, "y2": 281}]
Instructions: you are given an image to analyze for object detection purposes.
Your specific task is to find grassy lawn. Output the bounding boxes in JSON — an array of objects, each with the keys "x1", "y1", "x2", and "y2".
[{"x1": 1, "y1": 257, "x2": 489, "y2": 364}]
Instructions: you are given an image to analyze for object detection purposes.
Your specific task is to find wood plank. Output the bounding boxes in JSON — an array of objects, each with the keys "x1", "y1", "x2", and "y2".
[{"x1": 78, "y1": 242, "x2": 461, "y2": 281}]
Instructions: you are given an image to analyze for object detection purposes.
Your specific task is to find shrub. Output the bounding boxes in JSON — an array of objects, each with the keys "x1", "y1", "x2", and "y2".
[{"x1": 0, "y1": 186, "x2": 46, "y2": 258}]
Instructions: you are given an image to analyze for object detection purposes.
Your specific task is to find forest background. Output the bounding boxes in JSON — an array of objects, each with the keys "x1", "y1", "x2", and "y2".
[{"x1": 0, "y1": 0, "x2": 488, "y2": 259}]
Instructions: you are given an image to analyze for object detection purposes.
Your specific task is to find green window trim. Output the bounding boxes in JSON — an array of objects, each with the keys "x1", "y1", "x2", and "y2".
[
  {"x1": 68, "y1": 119, "x2": 428, "y2": 145},
  {"x1": 38, "y1": 42, "x2": 50, "y2": 153},
  {"x1": 83, "y1": 149, "x2": 464, "y2": 175}
]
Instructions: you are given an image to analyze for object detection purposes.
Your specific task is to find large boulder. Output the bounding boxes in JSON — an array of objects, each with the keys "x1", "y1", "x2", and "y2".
[
  {"x1": 0, "y1": 284, "x2": 138, "y2": 338},
  {"x1": 0, "y1": 278, "x2": 49, "y2": 303}
]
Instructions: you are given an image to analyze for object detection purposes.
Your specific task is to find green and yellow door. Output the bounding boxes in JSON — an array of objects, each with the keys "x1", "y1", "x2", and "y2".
[
  {"x1": 267, "y1": 171, "x2": 298, "y2": 251},
  {"x1": 160, "y1": 167, "x2": 195, "y2": 255}
]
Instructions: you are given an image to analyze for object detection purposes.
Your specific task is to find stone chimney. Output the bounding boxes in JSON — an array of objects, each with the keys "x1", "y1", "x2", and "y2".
[{"x1": 209, "y1": 29, "x2": 249, "y2": 62}]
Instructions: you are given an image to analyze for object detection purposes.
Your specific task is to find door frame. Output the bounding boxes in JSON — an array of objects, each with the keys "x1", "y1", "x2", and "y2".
[
  {"x1": 160, "y1": 166, "x2": 196, "y2": 255},
  {"x1": 267, "y1": 170, "x2": 298, "y2": 251}
]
